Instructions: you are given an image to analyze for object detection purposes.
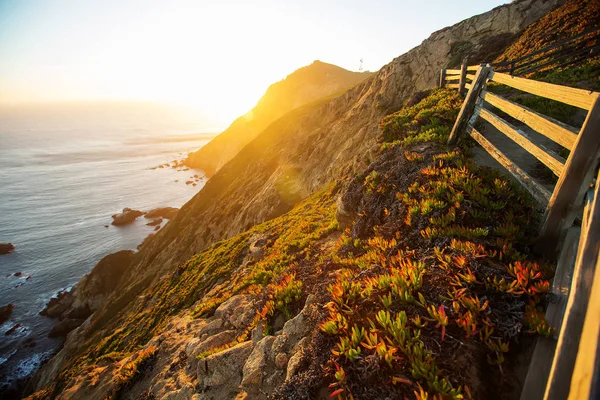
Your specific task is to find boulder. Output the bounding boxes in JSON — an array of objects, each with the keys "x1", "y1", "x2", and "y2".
[
  {"x1": 40, "y1": 289, "x2": 70, "y2": 318},
  {"x1": 144, "y1": 207, "x2": 179, "y2": 220},
  {"x1": 146, "y1": 218, "x2": 163, "y2": 226},
  {"x1": 241, "y1": 336, "x2": 275, "y2": 387},
  {"x1": 335, "y1": 195, "x2": 355, "y2": 229},
  {"x1": 285, "y1": 337, "x2": 310, "y2": 381},
  {"x1": 111, "y1": 208, "x2": 145, "y2": 226},
  {"x1": 187, "y1": 330, "x2": 238, "y2": 359},
  {"x1": 5, "y1": 323, "x2": 21, "y2": 335},
  {"x1": 0, "y1": 304, "x2": 14, "y2": 324},
  {"x1": 197, "y1": 341, "x2": 253, "y2": 388},
  {"x1": 214, "y1": 295, "x2": 259, "y2": 329},
  {"x1": 0, "y1": 243, "x2": 15, "y2": 255}
]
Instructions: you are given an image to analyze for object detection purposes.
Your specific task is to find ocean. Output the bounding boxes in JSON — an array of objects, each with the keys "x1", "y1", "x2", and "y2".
[{"x1": 0, "y1": 101, "x2": 221, "y2": 392}]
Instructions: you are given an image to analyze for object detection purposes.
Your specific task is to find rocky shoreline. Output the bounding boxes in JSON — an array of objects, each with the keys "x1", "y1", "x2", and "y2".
[{"x1": 40, "y1": 206, "x2": 180, "y2": 339}]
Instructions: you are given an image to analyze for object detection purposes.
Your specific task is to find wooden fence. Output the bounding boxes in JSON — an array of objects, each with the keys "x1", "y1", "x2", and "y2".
[{"x1": 439, "y1": 62, "x2": 600, "y2": 399}]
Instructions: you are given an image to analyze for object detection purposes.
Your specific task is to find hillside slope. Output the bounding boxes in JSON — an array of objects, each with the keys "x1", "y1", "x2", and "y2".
[
  {"x1": 184, "y1": 61, "x2": 372, "y2": 176},
  {"x1": 27, "y1": 0, "x2": 564, "y2": 398},
  {"x1": 26, "y1": 89, "x2": 552, "y2": 400}
]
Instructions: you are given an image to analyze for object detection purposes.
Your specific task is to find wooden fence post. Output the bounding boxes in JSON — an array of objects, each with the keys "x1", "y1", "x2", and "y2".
[
  {"x1": 536, "y1": 96, "x2": 600, "y2": 256},
  {"x1": 439, "y1": 69, "x2": 446, "y2": 88},
  {"x1": 447, "y1": 65, "x2": 490, "y2": 145},
  {"x1": 458, "y1": 58, "x2": 468, "y2": 95}
]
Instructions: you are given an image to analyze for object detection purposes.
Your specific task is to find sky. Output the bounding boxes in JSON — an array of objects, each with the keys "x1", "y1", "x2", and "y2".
[{"x1": 0, "y1": 0, "x2": 507, "y2": 123}]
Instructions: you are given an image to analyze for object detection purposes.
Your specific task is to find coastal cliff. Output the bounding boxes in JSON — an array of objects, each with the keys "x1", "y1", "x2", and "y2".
[
  {"x1": 184, "y1": 61, "x2": 373, "y2": 176},
  {"x1": 26, "y1": 0, "x2": 581, "y2": 398}
]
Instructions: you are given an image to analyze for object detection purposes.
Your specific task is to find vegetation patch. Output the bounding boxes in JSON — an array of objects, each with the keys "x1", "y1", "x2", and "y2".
[
  {"x1": 106, "y1": 346, "x2": 158, "y2": 400},
  {"x1": 305, "y1": 89, "x2": 552, "y2": 400},
  {"x1": 379, "y1": 89, "x2": 463, "y2": 148}
]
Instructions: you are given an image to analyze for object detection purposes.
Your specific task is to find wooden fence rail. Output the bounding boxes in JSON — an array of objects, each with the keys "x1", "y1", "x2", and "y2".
[{"x1": 439, "y1": 62, "x2": 600, "y2": 400}]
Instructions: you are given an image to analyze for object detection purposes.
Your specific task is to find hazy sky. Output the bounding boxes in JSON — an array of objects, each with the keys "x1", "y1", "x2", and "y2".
[{"x1": 0, "y1": 0, "x2": 506, "y2": 121}]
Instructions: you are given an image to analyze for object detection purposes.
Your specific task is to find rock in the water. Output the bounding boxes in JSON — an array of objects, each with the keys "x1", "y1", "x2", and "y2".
[
  {"x1": 5, "y1": 323, "x2": 20, "y2": 335},
  {"x1": 0, "y1": 304, "x2": 14, "y2": 324},
  {"x1": 0, "y1": 243, "x2": 15, "y2": 255},
  {"x1": 146, "y1": 218, "x2": 163, "y2": 226},
  {"x1": 40, "y1": 289, "x2": 70, "y2": 318},
  {"x1": 144, "y1": 207, "x2": 178, "y2": 220},
  {"x1": 111, "y1": 208, "x2": 145, "y2": 226}
]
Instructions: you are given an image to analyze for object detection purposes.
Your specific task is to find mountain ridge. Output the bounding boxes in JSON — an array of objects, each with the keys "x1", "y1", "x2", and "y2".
[{"x1": 184, "y1": 60, "x2": 373, "y2": 176}]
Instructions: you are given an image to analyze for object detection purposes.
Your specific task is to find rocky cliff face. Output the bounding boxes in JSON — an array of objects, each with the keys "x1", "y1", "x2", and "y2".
[
  {"x1": 184, "y1": 61, "x2": 372, "y2": 176},
  {"x1": 29, "y1": 0, "x2": 564, "y2": 396}
]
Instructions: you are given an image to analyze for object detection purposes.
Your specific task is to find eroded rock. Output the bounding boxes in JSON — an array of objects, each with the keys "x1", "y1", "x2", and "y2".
[
  {"x1": 241, "y1": 336, "x2": 275, "y2": 387},
  {"x1": 145, "y1": 207, "x2": 179, "y2": 220},
  {"x1": 0, "y1": 243, "x2": 15, "y2": 255},
  {"x1": 111, "y1": 208, "x2": 145, "y2": 226},
  {"x1": 197, "y1": 341, "x2": 253, "y2": 389},
  {"x1": 0, "y1": 304, "x2": 14, "y2": 324}
]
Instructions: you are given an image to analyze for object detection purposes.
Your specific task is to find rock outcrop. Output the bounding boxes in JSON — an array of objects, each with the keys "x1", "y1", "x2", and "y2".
[
  {"x1": 144, "y1": 207, "x2": 179, "y2": 220},
  {"x1": 0, "y1": 304, "x2": 14, "y2": 325},
  {"x1": 0, "y1": 243, "x2": 15, "y2": 255},
  {"x1": 111, "y1": 208, "x2": 144, "y2": 226},
  {"x1": 40, "y1": 250, "x2": 135, "y2": 336}
]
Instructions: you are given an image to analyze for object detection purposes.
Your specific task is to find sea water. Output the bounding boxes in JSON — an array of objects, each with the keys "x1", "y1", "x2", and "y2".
[{"x1": 0, "y1": 102, "x2": 221, "y2": 391}]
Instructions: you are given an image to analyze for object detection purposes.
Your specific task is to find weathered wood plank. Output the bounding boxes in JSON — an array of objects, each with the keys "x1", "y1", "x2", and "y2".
[
  {"x1": 481, "y1": 91, "x2": 578, "y2": 150},
  {"x1": 520, "y1": 225, "x2": 581, "y2": 400},
  {"x1": 568, "y1": 255, "x2": 600, "y2": 400},
  {"x1": 538, "y1": 97, "x2": 600, "y2": 255},
  {"x1": 478, "y1": 107, "x2": 566, "y2": 176},
  {"x1": 465, "y1": 74, "x2": 474, "y2": 82},
  {"x1": 459, "y1": 58, "x2": 468, "y2": 96},
  {"x1": 546, "y1": 179, "x2": 600, "y2": 400},
  {"x1": 467, "y1": 65, "x2": 479, "y2": 71},
  {"x1": 447, "y1": 83, "x2": 460, "y2": 89},
  {"x1": 446, "y1": 75, "x2": 460, "y2": 81},
  {"x1": 448, "y1": 66, "x2": 490, "y2": 145},
  {"x1": 489, "y1": 71, "x2": 598, "y2": 110},
  {"x1": 446, "y1": 68, "x2": 461, "y2": 74},
  {"x1": 568, "y1": 172, "x2": 600, "y2": 400},
  {"x1": 465, "y1": 83, "x2": 473, "y2": 90},
  {"x1": 468, "y1": 126, "x2": 551, "y2": 205},
  {"x1": 439, "y1": 69, "x2": 446, "y2": 88}
]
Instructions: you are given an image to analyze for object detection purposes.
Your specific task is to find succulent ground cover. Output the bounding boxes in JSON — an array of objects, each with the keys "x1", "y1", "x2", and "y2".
[{"x1": 304, "y1": 88, "x2": 553, "y2": 399}]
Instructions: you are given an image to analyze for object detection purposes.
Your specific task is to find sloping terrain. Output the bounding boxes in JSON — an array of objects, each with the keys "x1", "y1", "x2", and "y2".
[
  {"x1": 26, "y1": 0, "x2": 567, "y2": 398},
  {"x1": 27, "y1": 88, "x2": 553, "y2": 400},
  {"x1": 184, "y1": 61, "x2": 372, "y2": 176}
]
